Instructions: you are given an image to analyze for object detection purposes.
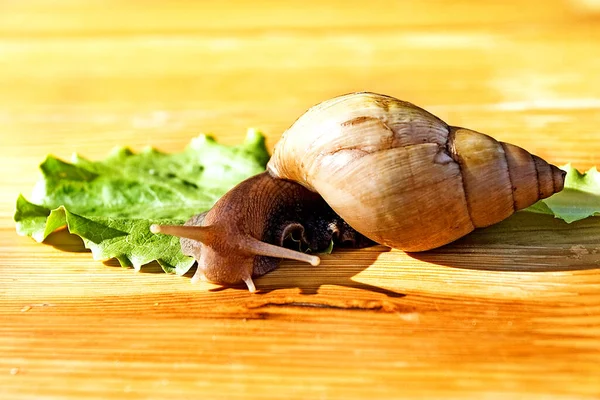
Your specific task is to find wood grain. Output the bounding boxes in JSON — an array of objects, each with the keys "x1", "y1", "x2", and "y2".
[{"x1": 1, "y1": 1, "x2": 599, "y2": 399}]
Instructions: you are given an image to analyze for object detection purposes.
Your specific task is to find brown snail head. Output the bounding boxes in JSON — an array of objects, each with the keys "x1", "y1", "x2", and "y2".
[{"x1": 152, "y1": 92, "x2": 565, "y2": 291}]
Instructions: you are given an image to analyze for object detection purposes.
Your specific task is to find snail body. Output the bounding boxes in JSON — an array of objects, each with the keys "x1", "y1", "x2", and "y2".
[{"x1": 152, "y1": 92, "x2": 565, "y2": 291}]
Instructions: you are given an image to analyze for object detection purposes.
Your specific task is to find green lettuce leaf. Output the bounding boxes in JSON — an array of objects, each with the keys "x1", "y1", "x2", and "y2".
[
  {"x1": 524, "y1": 164, "x2": 600, "y2": 223},
  {"x1": 14, "y1": 129, "x2": 269, "y2": 275},
  {"x1": 15, "y1": 130, "x2": 600, "y2": 276}
]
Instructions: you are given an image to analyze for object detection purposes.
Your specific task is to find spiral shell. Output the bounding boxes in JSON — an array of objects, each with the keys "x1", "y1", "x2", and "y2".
[{"x1": 267, "y1": 92, "x2": 565, "y2": 251}]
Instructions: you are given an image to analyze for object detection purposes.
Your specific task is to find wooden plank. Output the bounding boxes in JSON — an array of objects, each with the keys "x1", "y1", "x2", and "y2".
[{"x1": 1, "y1": 1, "x2": 599, "y2": 398}]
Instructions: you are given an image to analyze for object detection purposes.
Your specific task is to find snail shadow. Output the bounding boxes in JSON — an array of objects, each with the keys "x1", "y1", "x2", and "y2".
[
  {"x1": 44, "y1": 213, "x2": 600, "y2": 293},
  {"x1": 43, "y1": 228, "x2": 404, "y2": 295},
  {"x1": 215, "y1": 245, "x2": 405, "y2": 298},
  {"x1": 408, "y1": 212, "x2": 600, "y2": 272}
]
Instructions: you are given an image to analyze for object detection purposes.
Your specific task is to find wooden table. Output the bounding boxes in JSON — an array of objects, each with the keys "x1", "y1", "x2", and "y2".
[{"x1": 1, "y1": 1, "x2": 599, "y2": 398}]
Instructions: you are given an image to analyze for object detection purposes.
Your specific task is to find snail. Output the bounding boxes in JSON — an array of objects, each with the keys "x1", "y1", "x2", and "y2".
[{"x1": 152, "y1": 92, "x2": 566, "y2": 292}]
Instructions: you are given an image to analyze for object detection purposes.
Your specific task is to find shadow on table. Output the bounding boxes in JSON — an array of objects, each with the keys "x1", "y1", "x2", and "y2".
[
  {"x1": 206, "y1": 245, "x2": 405, "y2": 298},
  {"x1": 44, "y1": 228, "x2": 88, "y2": 252},
  {"x1": 266, "y1": 247, "x2": 404, "y2": 297},
  {"x1": 44, "y1": 229, "x2": 171, "y2": 274},
  {"x1": 408, "y1": 212, "x2": 600, "y2": 272},
  {"x1": 44, "y1": 229, "x2": 404, "y2": 297},
  {"x1": 44, "y1": 213, "x2": 599, "y2": 294}
]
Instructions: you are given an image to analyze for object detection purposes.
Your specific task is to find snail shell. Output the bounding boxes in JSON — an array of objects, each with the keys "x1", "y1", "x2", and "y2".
[{"x1": 267, "y1": 92, "x2": 565, "y2": 251}]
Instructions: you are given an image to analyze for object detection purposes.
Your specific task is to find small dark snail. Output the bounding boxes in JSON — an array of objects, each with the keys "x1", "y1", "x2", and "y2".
[{"x1": 152, "y1": 92, "x2": 566, "y2": 292}]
